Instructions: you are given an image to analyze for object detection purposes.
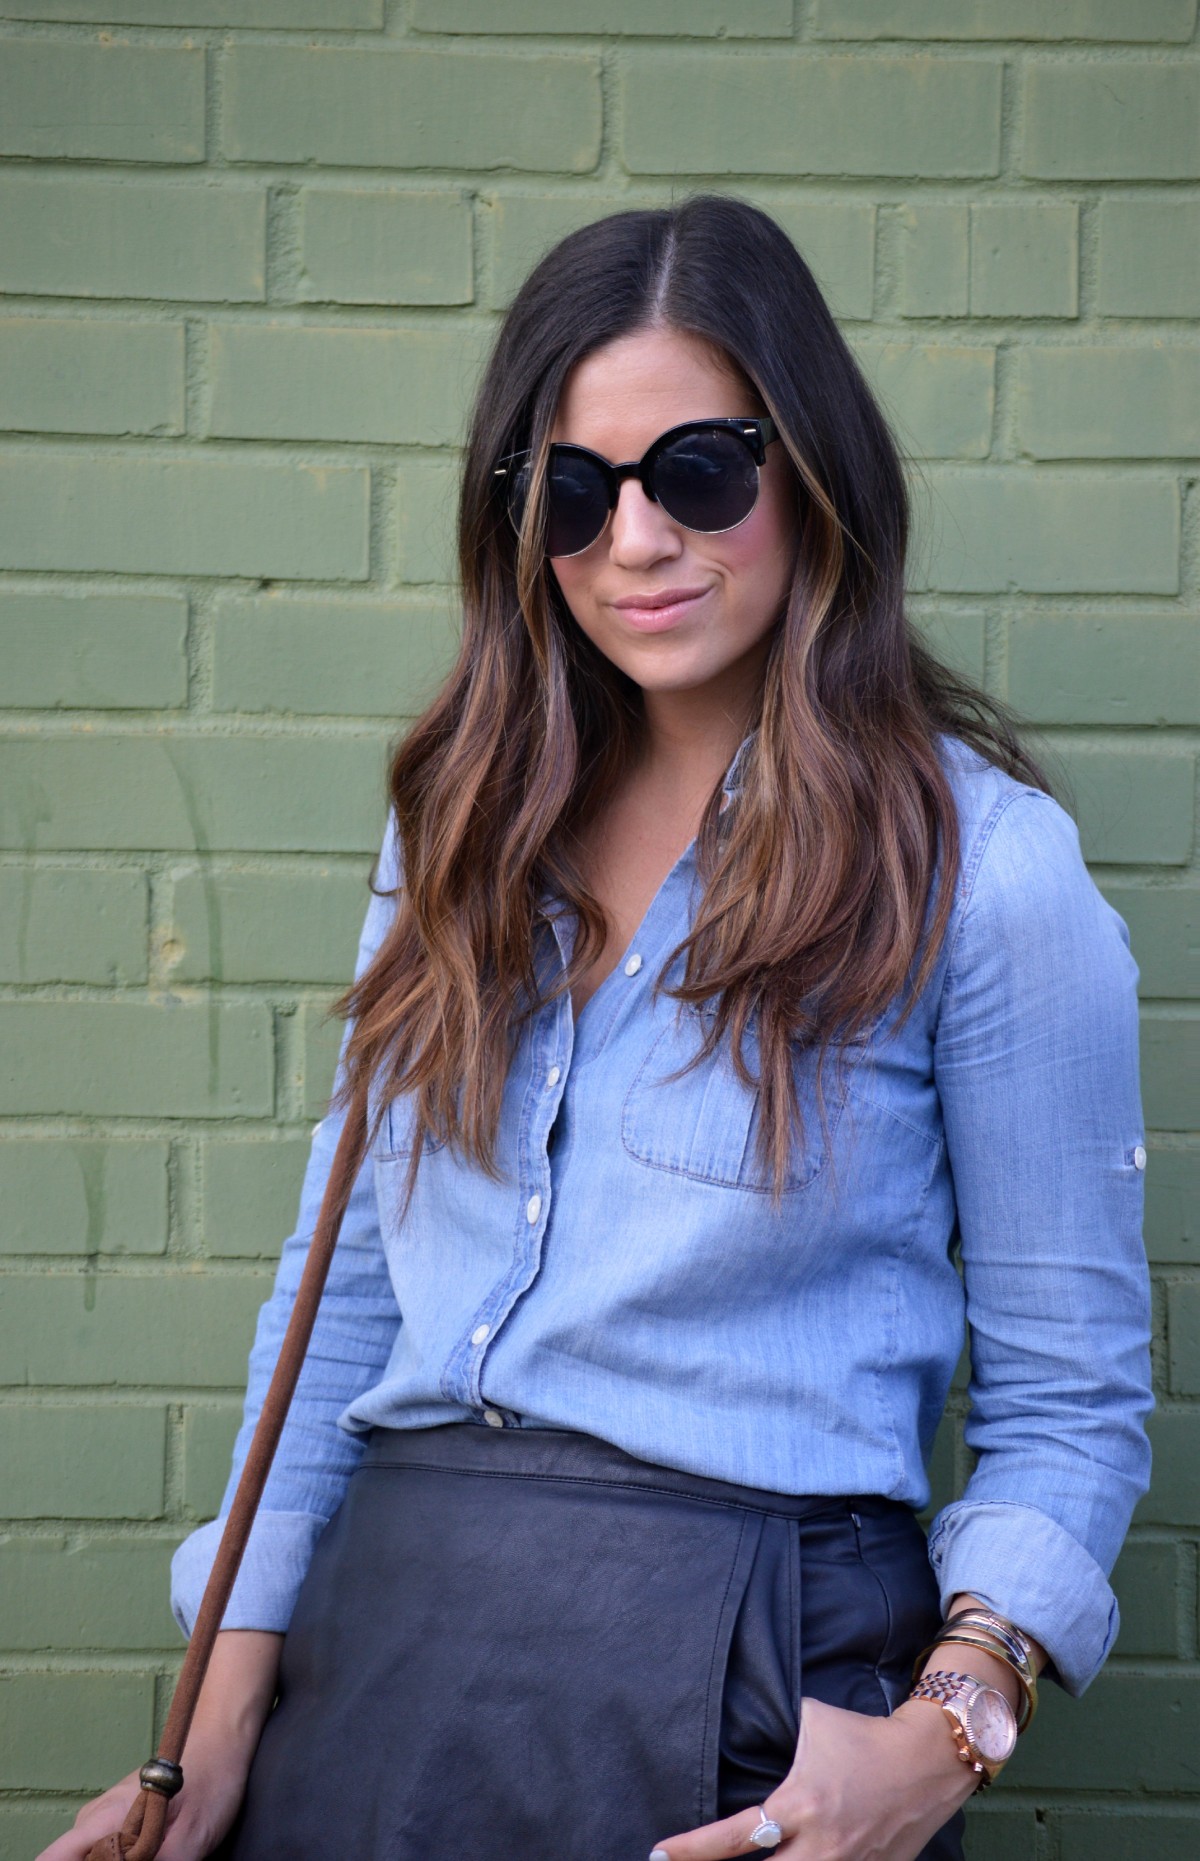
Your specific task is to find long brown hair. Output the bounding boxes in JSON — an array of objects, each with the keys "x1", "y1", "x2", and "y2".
[{"x1": 334, "y1": 195, "x2": 1045, "y2": 1210}]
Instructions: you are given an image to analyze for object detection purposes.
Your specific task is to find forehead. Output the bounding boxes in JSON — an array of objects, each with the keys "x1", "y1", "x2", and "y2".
[{"x1": 550, "y1": 325, "x2": 753, "y2": 457}]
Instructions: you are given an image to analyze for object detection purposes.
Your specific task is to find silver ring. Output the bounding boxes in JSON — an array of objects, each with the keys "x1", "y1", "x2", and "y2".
[{"x1": 749, "y1": 1806, "x2": 784, "y2": 1849}]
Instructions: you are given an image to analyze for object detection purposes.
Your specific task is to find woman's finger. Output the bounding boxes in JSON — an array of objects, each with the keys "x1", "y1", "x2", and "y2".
[{"x1": 649, "y1": 1797, "x2": 791, "y2": 1860}]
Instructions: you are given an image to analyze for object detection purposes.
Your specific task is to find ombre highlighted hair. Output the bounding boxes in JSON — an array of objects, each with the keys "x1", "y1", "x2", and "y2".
[{"x1": 334, "y1": 194, "x2": 1046, "y2": 1210}]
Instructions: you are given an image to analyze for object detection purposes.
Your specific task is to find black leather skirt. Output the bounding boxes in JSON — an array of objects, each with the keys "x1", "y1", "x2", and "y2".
[{"x1": 219, "y1": 1422, "x2": 965, "y2": 1859}]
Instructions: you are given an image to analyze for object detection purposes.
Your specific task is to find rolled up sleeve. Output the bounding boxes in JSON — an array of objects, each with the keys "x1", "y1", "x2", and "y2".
[
  {"x1": 927, "y1": 789, "x2": 1153, "y2": 1696},
  {"x1": 170, "y1": 819, "x2": 403, "y2": 1638}
]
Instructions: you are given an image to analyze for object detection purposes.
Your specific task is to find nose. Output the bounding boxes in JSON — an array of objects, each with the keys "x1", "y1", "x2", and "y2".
[{"x1": 606, "y1": 476, "x2": 683, "y2": 568}]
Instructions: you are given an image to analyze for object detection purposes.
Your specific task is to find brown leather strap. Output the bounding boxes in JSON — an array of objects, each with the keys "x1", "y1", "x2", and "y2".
[{"x1": 86, "y1": 1083, "x2": 370, "y2": 1861}]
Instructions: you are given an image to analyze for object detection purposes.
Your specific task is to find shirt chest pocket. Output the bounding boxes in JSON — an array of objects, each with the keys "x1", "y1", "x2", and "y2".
[
  {"x1": 373, "y1": 1090, "x2": 448, "y2": 1161},
  {"x1": 620, "y1": 1008, "x2": 844, "y2": 1194}
]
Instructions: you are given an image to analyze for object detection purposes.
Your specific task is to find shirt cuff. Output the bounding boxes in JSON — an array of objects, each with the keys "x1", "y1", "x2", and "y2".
[
  {"x1": 169, "y1": 1509, "x2": 331, "y2": 1638},
  {"x1": 926, "y1": 1498, "x2": 1119, "y2": 1698}
]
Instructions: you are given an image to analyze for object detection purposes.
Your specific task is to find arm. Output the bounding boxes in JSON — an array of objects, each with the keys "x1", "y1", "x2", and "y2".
[
  {"x1": 926, "y1": 788, "x2": 1154, "y2": 1696},
  {"x1": 39, "y1": 1631, "x2": 284, "y2": 1861},
  {"x1": 649, "y1": 789, "x2": 1152, "y2": 1861},
  {"x1": 171, "y1": 815, "x2": 405, "y2": 1635}
]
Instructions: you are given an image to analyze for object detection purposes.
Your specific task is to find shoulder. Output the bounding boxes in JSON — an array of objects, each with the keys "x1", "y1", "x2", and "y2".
[
  {"x1": 937, "y1": 732, "x2": 1083, "y2": 913},
  {"x1": 932, "y1": 734, "x2": 1136, "y2": 998}
]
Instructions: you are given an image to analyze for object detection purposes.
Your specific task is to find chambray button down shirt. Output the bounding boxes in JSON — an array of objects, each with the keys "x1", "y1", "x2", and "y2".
[{"x1": 172, "y1": 736, "x2": 1153, "y2": 1697}]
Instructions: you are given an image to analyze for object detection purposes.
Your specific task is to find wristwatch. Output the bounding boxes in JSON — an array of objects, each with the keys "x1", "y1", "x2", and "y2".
[{"x1": 907, "y1": 1670, "x2": 1018, "y2": 1789}]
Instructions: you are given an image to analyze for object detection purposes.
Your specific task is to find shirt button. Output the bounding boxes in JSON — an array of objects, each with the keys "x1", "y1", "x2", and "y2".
[
  {"x1": 483, "y1": 1408, "x2": 504, "y2": 1428},
  {"x1": 1133, "y1": 1144, "x2": 1147, "y2": 1171},
  {"x1": 471, "y1": 1323, "x2": 490, "y2": 1345},
  {"x1": 546, "y1": 1065, "x2": 561, "y2": 1088},
  {"x1": 624, "y1": 952, "x2": 643, "y2": 976},
  {"x1": 526, "y1": 1192, "x2": 542, "y2": 1224}
]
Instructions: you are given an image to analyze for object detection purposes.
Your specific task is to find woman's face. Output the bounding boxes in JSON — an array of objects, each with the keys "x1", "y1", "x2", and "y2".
[{"x1": 547, "y1": 325, "x2": 798, "y2": 712}]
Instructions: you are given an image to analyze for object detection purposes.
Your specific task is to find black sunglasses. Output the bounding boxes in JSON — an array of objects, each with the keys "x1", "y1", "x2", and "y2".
[{"x1": 494, "y1": 416, "x2": 779, "y2": 559}]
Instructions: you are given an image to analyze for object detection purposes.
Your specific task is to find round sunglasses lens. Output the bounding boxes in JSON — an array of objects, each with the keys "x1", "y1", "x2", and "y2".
[
  {"x1": 546, "y1": 453, "x2": 611, "y2": 556},
  {"x1": 654, "y1": 430, "x2": 759, "y2": 533}
]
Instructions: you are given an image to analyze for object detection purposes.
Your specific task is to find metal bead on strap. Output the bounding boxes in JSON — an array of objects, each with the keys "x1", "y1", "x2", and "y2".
[{"x1": 139, "y1": 1759, "x2": 184, "y2": 1800}]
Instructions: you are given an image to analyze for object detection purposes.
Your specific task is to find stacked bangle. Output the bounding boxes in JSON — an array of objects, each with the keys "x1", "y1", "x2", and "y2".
[{"x1": 912, "y1": 1607, "x2": 1039, "y2": 1733}]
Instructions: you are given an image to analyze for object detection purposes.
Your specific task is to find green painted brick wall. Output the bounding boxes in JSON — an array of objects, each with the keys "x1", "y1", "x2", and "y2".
[{"x1": 0, "y1": 4, "x2": 1196, "y2": 1855}]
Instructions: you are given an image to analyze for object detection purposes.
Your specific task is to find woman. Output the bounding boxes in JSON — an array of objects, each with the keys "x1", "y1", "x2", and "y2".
[{"x1": 49, "y1": 196, "x2": 1152, "y2": 1861}]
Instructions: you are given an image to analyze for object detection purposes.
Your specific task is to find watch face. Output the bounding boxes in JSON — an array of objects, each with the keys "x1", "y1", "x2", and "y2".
[{"x1": 966, "y1": 1687, "x2": 1018, "y2": 1765}]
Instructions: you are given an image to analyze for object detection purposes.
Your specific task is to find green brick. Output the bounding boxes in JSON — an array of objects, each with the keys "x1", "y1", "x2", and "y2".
[
  {"x1": 622, "y1": 54, "x2": 1003, "y2": 178},
  {"x1": 1099, "y1": 884, "x2": 1200, "y2": 1000},
  {"x1": 211, "y1": 594, "x2": 458, "y2": 718},
  {"x1": 224, "y1": 45, "x2": 602, "y2": 172},
  {"x1": 0, "y1": 40, "x2": 203, "y2": 163},
  {"x1": 0, "y1": 1533, "x2": 183, "y2": 1651},
  {"x1": 852, "y1": 340, "x2": 994, "y2": 458},
  {"x1": 960, "y1": 1808, "x2": 1038, "y2": 1861},
  {"x1": 969, "y1": 203, "x2": 1078, "y2": 318},
  {"x1": 0, "y1": 1672, "x2": 155, "y2": 1791},
  {"x1": 0, "y1": 1140, "x2": 168, "y2": 1258},
  {"x1": 0, "y1": 2, "x2": 382, "y2": 19},
  {"x1": 0, "y1": 1404, "x2": 166, "y2": 1519},
  {"x1": 898, "y1": 203, "x2": 968, "y2": 318},
  {"x1": 0, "y1": 1805, "x2": 93, "y2": 1860},
  {"x1": 170, "y1": 865, "x2": 367, "y2": 983},
  {"x1": 1002, "y1": 1673, "x2": 1198, "y2": 1792},
  {"x1": 0, "y1": 317, "x2": 184, "y2": 437},
  {"x1": 487, "y1": 193, "x2": 877, "y2": 321},
  {"x1": 900, "y1": 201, "x2": 1079, "y2": 319},
  {"x1": 909, "y1": 609, "x2": 987, "y2": 682},
  {"x1": 1023, "y1": 62, "x2": 1200, "y2": 180},
  {"x1": 181, "y1": 1401, "x2": 241, "y2": 1518},
  {"x1": 0, "y1": 452, "x2": 367, "y2": 579},
  {"x1": 1059, "y1": 1814, "x2": 1200, "y2": 1861},
  {"x1": 209, "y1": 323, "x2": 487, "y2": 447},
  {"x1": 1097, "y1": 201, "x2": 1200, "y2": 319},
  {"x1": 914, "y1": 469, "x2": 1179, "y2": 595},
  {"x1": 302, "y1": 1000, "x2": 345, "y2": 1120},
  {"x1": 394, "y1": 456, "x2": 460, "y2": 585},
  {"x1": 1018, "y1": 347, "x2": 1200, "y2": 459},
  {"x1": 0, "y1": 1272, "x2": 272, "y2": 1389},
  {"x1": 0, "y1": 1001, "x2": 273, "y2": 1118},
  {"x1": 0, "y1": 591, "x2": 188, "y2": 710},
  {"x1": 1143, "y1": 1147, "x2": 1199, "y2": 1263},
  {"x1": 1138, "y1": 1410, "x2": 1200, "y2": 1526},
  {"x1": 1168, "y1": 1282, "x2": 1200, "y2": 1395},
  {"x1": 299, "y1": 188, "x2": 473, "y2": 307},
  {"x1": 1111, "y1": 1539, "x2": 1181, "y2": 1656},
  {"x1": 814, "y1": 0, "x2": 1196, "y2": 36},
  {"x1": 0, "y1": 175, "x2": 265, "y2": 302},
  {"x1": 0, "y1": 866, "x2": 146, "y2": 986},
  {"x1": 1006, "y1": 616, "x2": 1200, "y2": 726},
  {"x1": 200, "y1": 1136, "x2": 311, "y2": 1258},
  {"x1": 0, "y1": 734, "x2": 389, "y2": 855},
  {"x1": 1056, "y1": 748, "x2": 1195, "y2": 867},
  {"x1": 412, "y1": 0, "x2": 792, "y2": 29},
  {"x1": 1141, "y1": 1011, "x2": 1200, "y2": 1128}
]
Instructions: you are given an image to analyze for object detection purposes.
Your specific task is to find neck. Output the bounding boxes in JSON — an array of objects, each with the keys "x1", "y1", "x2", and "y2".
[{"x1": 636, "y1": 669, "x2": 762, "y2": 800}]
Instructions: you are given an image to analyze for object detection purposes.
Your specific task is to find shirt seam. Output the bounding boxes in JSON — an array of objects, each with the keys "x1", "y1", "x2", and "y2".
[{"x1": 930, "y1": 784, "x2": 1051, "y2": 1040}]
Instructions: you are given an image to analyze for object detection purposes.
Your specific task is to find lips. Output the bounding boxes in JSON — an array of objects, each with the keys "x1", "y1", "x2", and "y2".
[{"x1": 611, "y1": 586, "x2": 711, "y2": 631}]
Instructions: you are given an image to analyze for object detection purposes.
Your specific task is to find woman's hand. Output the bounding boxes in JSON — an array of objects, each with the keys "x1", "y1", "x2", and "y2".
[
  {"x1": 33, "y1": 1736, "x2": 252, "y2": 1861},
  {"x1": 35, "y1": 1629, "x2": 284, "y2": 1861},
  {"x1": 648, "y1": 1693, "x2": 977, "y2": 1861}
]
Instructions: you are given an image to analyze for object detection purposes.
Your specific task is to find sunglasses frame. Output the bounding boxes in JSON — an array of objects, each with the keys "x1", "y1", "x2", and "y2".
[{"x1": 494, "y1": 416, "x2": 779, "y2": 558}]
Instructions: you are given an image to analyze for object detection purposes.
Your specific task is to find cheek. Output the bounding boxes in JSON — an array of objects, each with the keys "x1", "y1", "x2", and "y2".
[
  {"x1": 713, "y1": 492, "x2": 796, "y2": 605},
  {"x1": 546, "y1": 555, "x2": 597, "y2": 628}
]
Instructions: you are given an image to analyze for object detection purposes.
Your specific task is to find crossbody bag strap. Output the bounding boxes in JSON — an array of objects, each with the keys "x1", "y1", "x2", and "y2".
[{"x1": 86, "y1": 1081, "x2": 370, "y2": 1861}]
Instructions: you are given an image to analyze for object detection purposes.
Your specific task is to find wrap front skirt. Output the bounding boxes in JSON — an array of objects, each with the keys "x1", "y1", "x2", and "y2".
[{"x1": 218, "y1": 1422, "x2": 965, "y2": 1859}]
